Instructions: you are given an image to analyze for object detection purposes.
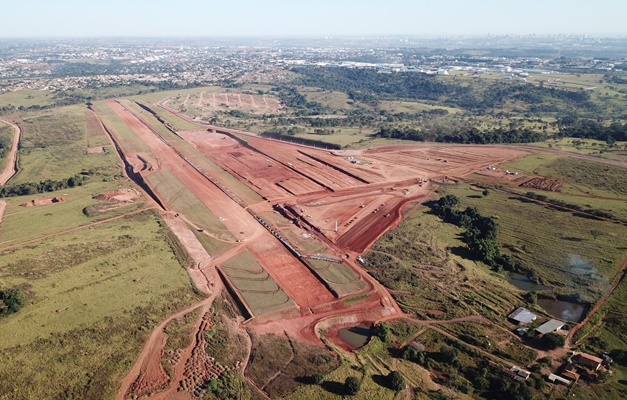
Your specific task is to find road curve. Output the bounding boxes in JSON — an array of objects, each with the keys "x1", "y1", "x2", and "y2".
[{"x1": 0, "y1": 118, "x2": 21, "y2": 185}]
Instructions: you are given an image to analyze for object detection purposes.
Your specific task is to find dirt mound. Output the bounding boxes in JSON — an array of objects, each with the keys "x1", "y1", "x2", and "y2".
[
  {"x1": 519, "y1": 177, "x2": 563, "y2": 192},
  {"x1": 94, "y1": 188, "x2": 141, "y2": 202},
  {"x1": 20, "y1": 197, "x2": 65, "y2": 207}
]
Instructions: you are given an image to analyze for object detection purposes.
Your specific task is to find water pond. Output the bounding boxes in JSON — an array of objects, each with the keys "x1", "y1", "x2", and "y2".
[
  {"x1": 507, "y1": 272, "x2": 551, "y2": 292},
  {"x1": 337, "y1": 325, "x2": 371, "y2": 349},
  {"x1": 537, "y1": 299, "x2": 588, "y2": 323}
]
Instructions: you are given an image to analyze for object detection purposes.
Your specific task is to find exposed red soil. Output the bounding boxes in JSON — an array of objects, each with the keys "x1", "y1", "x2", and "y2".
[
  {"x1": 20, "y1": 197, "x2": 65, "y2": 207},
  {"x1": 105, "y1": 101, "x2": 335, "y2": 310},
  {"x1": 127, "y1": 332, "x2": 170, "y2": 397},
  {"x1": 95, "y1": 188, "x2": 141, "y2": 203},
  {"x1": 247, "y1": 238, "x2": 335, "y2": 308},
  {"x1": 519, "y1": 176, "x2": 563, "y2": 192},
  {"x1": 199, "y1": 92, "x2": 282, "y2": 114},
  {"x1": 103, "y1": 100, "x2": 545, "y2": 398}
]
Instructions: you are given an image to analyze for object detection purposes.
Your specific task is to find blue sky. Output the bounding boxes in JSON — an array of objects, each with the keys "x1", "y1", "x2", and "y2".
[{"x1": 1, "y1": 0, "x2": 625, "y2": 38}]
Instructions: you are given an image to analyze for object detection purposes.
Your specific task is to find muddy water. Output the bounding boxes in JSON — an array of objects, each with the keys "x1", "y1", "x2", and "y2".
[
  {"x1": 338, "y1": 325, "x2": 371, "y2": 349},
  {"x1": 507, "y1": 272, "x2": 551, "y2": 292},
  {"x1": 537, "y1": 299, "x2": 588, "y2": 323}
]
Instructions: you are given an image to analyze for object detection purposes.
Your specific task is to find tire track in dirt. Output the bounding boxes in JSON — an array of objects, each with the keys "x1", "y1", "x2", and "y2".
[
  {"x1": 0, "y1": 200, "x2": 6, "y2": 227},
  {"x1": 0, "y1": 207, "x2": 154, "y2": 252}
]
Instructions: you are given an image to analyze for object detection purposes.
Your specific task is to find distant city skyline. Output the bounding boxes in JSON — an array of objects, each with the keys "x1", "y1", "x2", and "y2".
[{"x1": 1, "y1": 0, "x2": 626, "y2": 38}]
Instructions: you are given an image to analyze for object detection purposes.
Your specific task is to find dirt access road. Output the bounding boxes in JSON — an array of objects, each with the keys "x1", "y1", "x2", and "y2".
[{"x1": 0, "y1": 118, "x2": 21, "y2": 185}]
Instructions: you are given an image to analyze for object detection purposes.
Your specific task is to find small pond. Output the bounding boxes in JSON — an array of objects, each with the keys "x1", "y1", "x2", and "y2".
[
  {"x1": 338, "y1": 325, "x2": 371, "y2": 349},
  {"x1": 537, "y1": 299, "x2": 588, "y2": 323},
  {"x1": 507, "y1": 272, "x2": 551, "y2": 292}
]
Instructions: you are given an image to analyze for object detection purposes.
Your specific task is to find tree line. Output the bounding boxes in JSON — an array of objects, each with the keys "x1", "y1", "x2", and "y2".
[
  {"x1": 556, "y1": 117, "x2": 627, "y2": 142},
  {"x1": 0, "y1": 174, "x2": 87, "y2": 197},
  {"x1": 376, "y1": 125, "x2": 547, "y2": 144}
]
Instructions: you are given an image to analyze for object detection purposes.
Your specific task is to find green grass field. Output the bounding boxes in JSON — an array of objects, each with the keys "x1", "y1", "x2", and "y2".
[
  {"x1": 0, "y1": 121, "x2": 13, "y2": 172},
  {"x1": 0, "y1": 180, "x2": 145, "y2": 247},
  {"x1": 221, "y1": 251, "x2": 296, "y2": 315},
  {"x1": 364, "y1": 205, "x2": 524, "y2": 322},
  {"x1": 529, "y1": 138, "x2": 627, "y2": 162},
  {"x1": 9, "y1": 105, "x2": 121, "y2": 184},
  {"x1": 0, "y1": 89, "x2": 57, "y2": 109},
  {"x1": 509, "y1": 154, "x2": 627, "y2": 197},
  {"x1": 378, "y1": 100, "x2": 463, "y2": 114},
  {"x1": 444, "y1": 184, "x2": 627, "y2": 302},
  {"x1": 91, "y1": 101, "x2": 151, "y2": 153},
  {"x1": 0, "y1": 210, "x2": 203, "y2": 399}
]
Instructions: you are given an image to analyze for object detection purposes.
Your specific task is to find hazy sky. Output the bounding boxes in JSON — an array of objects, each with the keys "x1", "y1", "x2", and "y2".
[{"x1": 1, "y1": 0, "x2": 625, "y2": 38}]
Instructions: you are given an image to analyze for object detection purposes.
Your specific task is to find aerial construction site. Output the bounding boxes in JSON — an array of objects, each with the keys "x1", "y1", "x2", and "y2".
[{"x1": 84, "y1": 97, "x2": 537, "y2": 399}]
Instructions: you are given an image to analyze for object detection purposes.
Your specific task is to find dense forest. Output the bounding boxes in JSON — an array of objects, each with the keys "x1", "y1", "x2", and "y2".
[
  {"x1": 556, "y1": 117, "x2": 627, "y2": 142},
  {"x1": 291, "y1": 67, "x2": 596, "y2": 114}
]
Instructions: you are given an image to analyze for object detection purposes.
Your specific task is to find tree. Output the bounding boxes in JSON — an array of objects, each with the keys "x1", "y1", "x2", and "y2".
[
  {"x1": 388, "y1": 371, "x2": 406, "y2": 392},
  {"x1": 440, "y1": 345, "x2": 460, "y2": 364},
  {"x1": 373, "y1": 322, "x2": 391, "y2": 342},
  {"x1": 525, "y1": 291, "x2": 538, "y2": 304},
  {"x1": 542, "y1": 333, "x2": 565, "y2": 350},
  {"x1": 482, "y1": 189, "x2": 490, "y2": 197},
  {"x1": 439, "y1": 194, "x2": 460, "y2": 209},
  {"x1": 345, "y1": 376, "x2": 361, "y2": 396},
  {"x1": 400, "y1": 345, "x2": 425, "y2": 364},
  {"x1": 0, "y1": 286, "x2": 28, "y2": 316},
  {"x1": 310, "y1": 374, "x2": 324, "y2": 385}
]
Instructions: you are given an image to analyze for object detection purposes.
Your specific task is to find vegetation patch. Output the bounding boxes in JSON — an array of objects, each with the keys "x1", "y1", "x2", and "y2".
[{"x1": 245, "y1": 333, "x2": 340, "y2": 398}]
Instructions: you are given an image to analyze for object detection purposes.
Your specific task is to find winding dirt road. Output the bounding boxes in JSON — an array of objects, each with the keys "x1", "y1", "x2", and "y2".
[{"x1": 0, "y1": 118, "x2": 21, "y2": 186}]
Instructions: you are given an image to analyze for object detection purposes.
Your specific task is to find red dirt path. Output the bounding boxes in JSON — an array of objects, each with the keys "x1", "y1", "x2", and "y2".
[{"x1": 0, "y1": 118, "x2": 21, "y2": 185}]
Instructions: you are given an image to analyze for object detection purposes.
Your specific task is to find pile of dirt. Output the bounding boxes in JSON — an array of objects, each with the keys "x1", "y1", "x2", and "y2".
[
  {"x1": 94, "y1": 188, "x2": 141, "y2": 202},
  {"x1": 20, "y1": 197, "x2": 65, "y2": 207},
  {"x1": 519, "y1": 177, "x2": 563, "y2": 192}
]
